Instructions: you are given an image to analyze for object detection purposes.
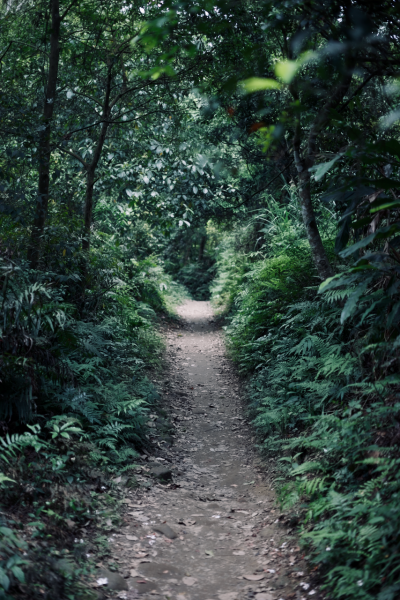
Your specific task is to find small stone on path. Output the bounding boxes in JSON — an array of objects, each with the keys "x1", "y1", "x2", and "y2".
[
  {"x1": 152, "y1": 523, "x2": 178, "y2": 539},
  {"x1": 96, "y1": 569, "x2": 128, "y2": 591},
  {"x1": 182, "y1": 576, "x2": 197, "y2": 586},
  {"x1": 150, "y1": 466, "x2": 172, "y2": 480}
]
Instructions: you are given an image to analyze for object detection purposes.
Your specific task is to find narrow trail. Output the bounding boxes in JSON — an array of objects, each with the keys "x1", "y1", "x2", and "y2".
[{"x1": 101, "y1": 301, "x2": 316, "y2": 600}]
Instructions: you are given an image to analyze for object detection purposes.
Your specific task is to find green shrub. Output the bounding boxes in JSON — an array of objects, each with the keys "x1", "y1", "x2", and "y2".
[{"x1": 212, "y1": 196, "x2": 400, "y2": 600}]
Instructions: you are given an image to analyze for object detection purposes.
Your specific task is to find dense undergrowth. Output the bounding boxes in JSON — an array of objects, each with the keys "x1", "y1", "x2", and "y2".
[
  {"x1": 0, "y1": 221, "x2": 185, "y2": 599},
  {"x1": 212, "y1": 198, "x2": 400, "y2": 600},
  {"x1": 2, "y1": 1, "x2": 400, "y2": 598}
]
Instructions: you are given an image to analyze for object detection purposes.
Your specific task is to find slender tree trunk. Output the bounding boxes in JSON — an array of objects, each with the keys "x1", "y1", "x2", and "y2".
[
  {"x1": 183, "y1": 239, "x2": 191, "y2": 265},
  {"x1": 82, "y1": 68, "x2": 112, "y2": 253},
  {"x1": 290, "y1": 69, "x2": 353, "y2": 281},
  {"x1": 198, "y1": 233, "x2": 206, "y2": 261},
  {"x1": 295, "y1": 156, "x2": 334, "y2": 280},
  {"x1": 81, "y1": 121, "x2": 109, "y2": 252},
  {"x1": 82, "y1": 169, "x2": 95, "y2": 251},
  {"x1": 27, "y1": 0, "x2": 60, "y2": 268}
]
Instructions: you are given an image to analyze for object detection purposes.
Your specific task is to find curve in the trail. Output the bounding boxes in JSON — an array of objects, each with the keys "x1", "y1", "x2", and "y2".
[{"x1": 101, "y1": 300, "x2": 316, "y2": 600}]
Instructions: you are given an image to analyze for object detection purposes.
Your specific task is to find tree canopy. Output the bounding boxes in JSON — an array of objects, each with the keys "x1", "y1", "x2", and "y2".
[{"x1": 1, "y1": 0, "x2": 400, "y2": 598}]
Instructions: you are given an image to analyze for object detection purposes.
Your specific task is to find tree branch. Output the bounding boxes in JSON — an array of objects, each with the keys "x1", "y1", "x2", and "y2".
[
  {"x1": 0, "y1": 42, "x2": 12, "y2": 64},
  {"x1": 55, "y1": 145, "x2": 88, "y2": 168},
  {"x1": 60, "y1": 0, "x2": 79, "y2": 21},
  {"x1": 338, "y1": 72, "x2": 375, "y2": 113}
]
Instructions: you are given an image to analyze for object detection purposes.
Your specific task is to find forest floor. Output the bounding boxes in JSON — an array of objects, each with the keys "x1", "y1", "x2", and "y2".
[{"x1": 95, "y1": 300, "x2": 322, "y2": 600}]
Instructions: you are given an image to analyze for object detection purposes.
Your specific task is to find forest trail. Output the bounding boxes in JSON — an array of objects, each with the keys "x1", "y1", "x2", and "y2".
[{"x1": 102, "y1": 301, "x2": 314, "y2": 600}]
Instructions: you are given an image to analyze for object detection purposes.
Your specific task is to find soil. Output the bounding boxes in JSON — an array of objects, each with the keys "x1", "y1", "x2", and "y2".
[{"x1": 96, "y1": 301, "x2": 321, "y2": 600}]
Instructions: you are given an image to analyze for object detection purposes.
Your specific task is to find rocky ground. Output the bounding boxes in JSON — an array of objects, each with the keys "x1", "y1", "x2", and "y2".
[{"x1": 93, "y1": 301, "x2": 322, "y2": 600}]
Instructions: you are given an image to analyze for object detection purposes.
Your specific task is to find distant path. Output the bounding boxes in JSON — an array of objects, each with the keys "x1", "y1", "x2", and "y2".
[{"x1": 104, "y1": 300, "x2": 316, "y2": 600}]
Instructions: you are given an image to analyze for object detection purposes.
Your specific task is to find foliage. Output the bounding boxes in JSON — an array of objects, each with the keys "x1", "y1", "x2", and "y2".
[
  {"x1": 163, "y1": 222, "x2": 221, "y2": 299},
  {"x1": 2, "y1": 0, "x2": 400, "y2": 598},
  {"x1": 212, "y1": 193, "x2": 400, "y2": 599},
  {"x1": 0, "y1": 221, "x2": 177, "y2": 598}
]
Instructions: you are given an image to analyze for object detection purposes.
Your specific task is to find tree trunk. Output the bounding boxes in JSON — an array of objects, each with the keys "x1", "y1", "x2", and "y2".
[
  {"x1": 293, "y1": 113, "x2": 333, "y2": 281},
  {"x1": 183, "y1": 233, "x2": 191, "y2": 265},
  {"x1": 82, "y1": 69, "x2": 112, "y2": 253},
  {"x1": 290, "y1": 69, "x2": 353, "y2": 281},
  {"x1": 27, "y1": 0, "x2": 60, "y2": 269},
  {"x1": 296, "y1": 159, "x2": 334, "y2": 280},
  {"x1": 198, "y1": 233, "x2": 206, "y2": 262},
  {"x1": 82, "y1": 168, "x2": 96, "y2": 251}
]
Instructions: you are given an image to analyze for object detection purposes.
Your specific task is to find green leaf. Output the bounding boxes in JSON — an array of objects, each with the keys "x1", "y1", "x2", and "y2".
[
  {"x1": 310, "y1": 154, "x2": 343, "y2": 182},
  {"x1": 274, "y1": 51, "x2": 317, "y2": 83},
  {"x1": 370, "y1": 201, "x2": 400, "y2": 214},
  {"x1": 11, "y1": 566, "x2": 25, "y2": 583},
  {"x1": 335, "y1": 214, "x2": 351, "y2": 253},
  {"x1": 0, "y1": 473, "x2": 15, "y2": 485},
  {"x1": 291, "y1": 461, "x2": 323, "y2": 475},
  {"x1": 275, "y1": 60, "x2": 299, "y2": 83},
  {"x1": 240, "y1": 77, "x2": 281, "y2": 93},
  {"x1": 0, "y1": 568, "x2": 10, "y2": 591},
  {"x1": 319, "y1": 274, "x2": 342, "y2": 293},
  {"x1": 66, "y1": 427, "x2": 83, "y2": 434},
  {"x1": 340, "y1": 223, "x2": 400, "y2": 258},
  {"x1": 341, "y1": 282, "x2": 368, "y2": 323}
]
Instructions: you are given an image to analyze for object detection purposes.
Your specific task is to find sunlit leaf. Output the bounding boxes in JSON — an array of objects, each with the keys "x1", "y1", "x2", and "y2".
[
  {"x1": 275, "y1": 51, "x2": 317, "y2": 83},
  {"x1": 240, "y1": 77, "x2": 281, "y2": 93},
  {"x1": 275, "y1": 60, "x2": 298, "y2": 83},
  {"x1": 310, "y1": 154, "x2": 343, "y2": 182}
]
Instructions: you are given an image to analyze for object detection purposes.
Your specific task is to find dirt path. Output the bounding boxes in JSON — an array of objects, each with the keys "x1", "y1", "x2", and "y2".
[{"x1": 98, "y1": 301, "x2": 317, "y2": 600}]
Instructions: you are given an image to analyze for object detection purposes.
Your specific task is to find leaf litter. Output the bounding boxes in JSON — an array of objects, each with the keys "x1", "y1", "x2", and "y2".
[{"x1": 94, "y1": 301, "x2": 320, "y2": 600}]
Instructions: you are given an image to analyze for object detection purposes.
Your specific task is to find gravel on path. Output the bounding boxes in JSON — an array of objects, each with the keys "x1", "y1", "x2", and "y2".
[{"x1": 96, "y1": 301, "x2": 321, "y2": 600}]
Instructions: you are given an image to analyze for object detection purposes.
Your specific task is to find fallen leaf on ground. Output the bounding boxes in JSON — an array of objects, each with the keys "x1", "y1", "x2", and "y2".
[
  {"x1": 243, "y1": 573, "x2": 265, "y2": 581},
  {"x1": 182, "y1": 577, "x2": 197, "y2": 586},
  {"x1": 232, "y1": 550, "x2": 245, "y2": 556},
  {"x1": 126, "y1": 535, "x2": 138, "y2": 541},
  {"x1": 300, "y1": 582, "x2": 310, "y2": 590}
]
